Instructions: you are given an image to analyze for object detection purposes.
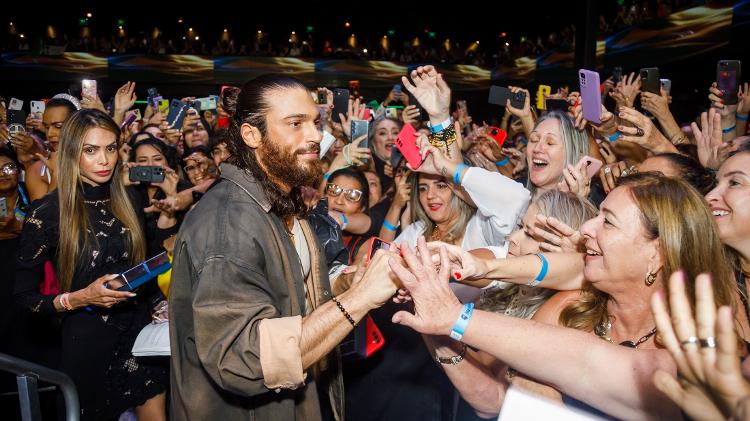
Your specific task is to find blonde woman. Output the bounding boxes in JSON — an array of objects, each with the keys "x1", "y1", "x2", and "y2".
[
  {"x1": 389, "y1": 173, "x2": 742, "y2": 420},
  {"x1": 15, "y1": 109, "x2": 176, "y2": 421}
]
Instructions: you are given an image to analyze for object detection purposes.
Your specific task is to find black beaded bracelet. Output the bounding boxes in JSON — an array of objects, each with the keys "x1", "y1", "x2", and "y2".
[{"x1": 331, "y1": 296, "x2": 358, "y2": 327}]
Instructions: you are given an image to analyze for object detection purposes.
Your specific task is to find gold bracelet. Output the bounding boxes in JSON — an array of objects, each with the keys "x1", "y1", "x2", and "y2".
[{"x1": 427, "y1": 124, "x2": 458, "y2": 158}]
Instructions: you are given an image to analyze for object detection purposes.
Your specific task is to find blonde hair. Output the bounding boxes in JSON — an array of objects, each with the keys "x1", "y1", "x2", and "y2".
[
  {"x1": 409, "y1": 172, "x2": 473, "y2": 245},
  {"x1": 559, "y1": 173, "x2": 737, "y2": 331},
  {"x1": 56, "y1": 109, "x2": 145, "y2": 292},
  {"x1": 481, "y1": 190, "x2": 598, "y2": 318},
  {"x1": 526, "y1": 111, "x2": 589, "y2": 197}
]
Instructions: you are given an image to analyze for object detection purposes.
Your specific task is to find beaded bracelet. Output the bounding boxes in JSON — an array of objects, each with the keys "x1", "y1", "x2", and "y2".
[{"x1": 332, "y1": 296, "x2": 358, "y2": 327}]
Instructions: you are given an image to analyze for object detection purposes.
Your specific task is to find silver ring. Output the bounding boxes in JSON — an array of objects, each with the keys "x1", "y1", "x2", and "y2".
[
  {"x1": 635, "y1": 127, "x2": 645, "y2": 137},
  {"x1": 699, "y1": 337, "x2": 716, "y2": 349},
  {"x1": 681, "y1": 336, "x2": 698, "y2": 347},
  {"x1": 604, "y1": 167, "x2": 612, "y2": 174}
]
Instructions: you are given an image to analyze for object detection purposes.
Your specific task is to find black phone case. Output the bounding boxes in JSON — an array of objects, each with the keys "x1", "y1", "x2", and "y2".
[
  {"x1": 639, "y1": 68, "x2": 660, "y2": 94},
  {"x1": 488, "y1": 86, "x2": 526, "y2": 109},
  {"x1": 332, "y1": 89, "x2": 350, "y2": 123}
]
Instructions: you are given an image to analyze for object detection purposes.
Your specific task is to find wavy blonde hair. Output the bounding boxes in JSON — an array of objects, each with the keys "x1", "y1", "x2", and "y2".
[
  {"x1": 56, "y1": 109, "x2": 145, "y2": 292},
  {"x1": 559, "y1": 173, "x2": 737, "y2": 331}
]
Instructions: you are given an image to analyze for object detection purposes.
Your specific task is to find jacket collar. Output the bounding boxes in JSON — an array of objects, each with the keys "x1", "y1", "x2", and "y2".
[{"x1": 219, "y1": 163, "x2": 272, "y2": 213}]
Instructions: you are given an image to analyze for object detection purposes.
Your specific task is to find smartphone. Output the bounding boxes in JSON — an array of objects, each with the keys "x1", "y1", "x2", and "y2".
[
  {"x1": 393, "y1": 84, "x2": 401, "y2": 95},
  {"x1": 351, "y1": 119, "x2": 370, "y2": 150},
  {"x1": 394, "y1": 122, "x2": 425, "y2": 169},
  {"x1": 390, "y1": 147, "x2": 404, "y2": 169},
  {"x1": 612, "y1": 66, "x2": 623, "y2": 85},
  {"x1": 0, "y1": 197, "x2": 7, "y2": 216},
  {"x1": 157, "y1": 98, "x2": 170, "y2": 115},
  {"x1": 317, "y1": 90, "x2": 327, "y2": 105},
  {"x1": 194, "y1": 96, "x2": 217, "y2": 111},
  {"x1": 30, "y1": 100, "x2": 45, "y2": 115},
  {"x1": 488, "y1": 86, "x2": 526, "y2": 109},
  {"x1": 362, "y1": 108, "x2": 372, "y2": 121},
  {"x1": 639, "y1": 67, "x2": 660, "y2": 95},
  {"x1": 385, "y1": 107, "x2": 399, "y2": 119},
  {"x1": 366, "y1": 237, "x2": 391, "y2": 265},
  {"x1": 8, "y1": 98, "x2": 23, "y2": 111},
  {"x1": 129, "y1": 165, "x2": 166, "y2": 184},
  {"x1": 120, "y1": 112, "x2": 137, "y2": 131},
  {"x1": 456, "y1": 99, "x2": 468, "y2": 115},
  {"x1": 537, "y1": 85, "x2": 551, "y2": 110},
  {"x1": 546, "y1": 99, "x2": 569, "y2": 112},
  {"x1": 6, "y1": 109, "x2": 27, "y2": 135},
  {"x1": 348, "y1": 80, "x2": 360, "y2": 96},
  {"x1": 131, "y1": 108, "x2": 142, "y2": 121},
  {"x1": 82, "y1": 79, "x2": 97, "y2": 99},
  {"x1": 167, "y1": 99, "x2": 189, "y2": 129},
  {"x1": 487, "y1": 126, "x2": 508, "y2": 148},
  {"x1": 577, "y1": 156, "x2": 604, "y2": 179},
  {"x1": 332, "y1": 88, "x2": 350, "y2": 123},
  {"x1": 105, "y1": 252, "x2": 172, "y2": 292},
  {"x1": 579, "y1": 69, "x2": 602, "y2": 125},
  {"x1": 340, "y1": 314, "x2": 385, "y2": 361},
  {"x1": 319, "y1": 130, "x2": 336, "y2": 158},
  {"x1": 717, "y1": 60, "x2": 741, "y2": 105},
  {"x1": 657, "y1": 80, "x2": 672, "y2": 99},
  {"x1": 147, "y1": 87, "x2": 160, "y2": 108}
]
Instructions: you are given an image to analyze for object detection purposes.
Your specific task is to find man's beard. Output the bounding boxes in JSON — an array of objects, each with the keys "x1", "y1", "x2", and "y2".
[{"x1": 257, "y1": 135, "x2": 323, "y2": 191}]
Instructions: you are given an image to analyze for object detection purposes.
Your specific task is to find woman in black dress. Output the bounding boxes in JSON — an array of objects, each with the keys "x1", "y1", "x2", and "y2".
[{"x1": 15, "y1": 109, "x2": 177, "y2": 420}]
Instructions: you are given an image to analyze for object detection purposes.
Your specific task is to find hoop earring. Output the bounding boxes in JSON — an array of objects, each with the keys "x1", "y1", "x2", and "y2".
[{"x1": 645, "y1": 271, "x2": 657, "y2": 287}]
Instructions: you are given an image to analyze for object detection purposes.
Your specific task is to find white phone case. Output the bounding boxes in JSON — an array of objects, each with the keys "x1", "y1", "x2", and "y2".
[{"x1": 319, "y1": 130, "x2": 336, "y2": 158}]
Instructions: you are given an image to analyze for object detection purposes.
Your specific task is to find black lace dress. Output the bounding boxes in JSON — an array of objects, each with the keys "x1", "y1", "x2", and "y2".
[{"x1": 14, "y1": 183, "x2": 176, "y2": 420}]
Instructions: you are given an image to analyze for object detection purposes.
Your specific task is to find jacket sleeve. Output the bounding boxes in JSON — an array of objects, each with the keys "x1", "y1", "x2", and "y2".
[{"x1": 192, "y1": 254, "x2": 305, "y2": 397}]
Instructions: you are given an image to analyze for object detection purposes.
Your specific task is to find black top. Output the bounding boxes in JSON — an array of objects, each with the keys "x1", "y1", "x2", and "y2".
[{"x1": 14, "y1": 182, "x2": 176, "y2": 420}]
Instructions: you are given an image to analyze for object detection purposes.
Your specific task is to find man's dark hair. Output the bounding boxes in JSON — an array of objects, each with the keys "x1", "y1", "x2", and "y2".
[
  {"x1": 225, "y1": 74, "x2": 313, "y2": 218},
  {"x1": 46, "y1": 98, "x2": 78, "y2": 115}
]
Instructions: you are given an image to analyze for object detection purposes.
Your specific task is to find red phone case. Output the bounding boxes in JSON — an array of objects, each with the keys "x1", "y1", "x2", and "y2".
[
  {"x1": 487, "y1": 127, "x2": 508, "y2": 148},
  {"x1": 395, "y1": 124, "x2": 425, "y2": 169}
]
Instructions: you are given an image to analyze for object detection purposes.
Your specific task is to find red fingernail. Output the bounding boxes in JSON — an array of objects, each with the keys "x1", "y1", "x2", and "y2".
[
  {"x1": 718, "y1": 91, "x2": 724, "y2": 97},
  {"x1": 454, "y1": 272, "x2": 462, "y2": 280},
  {"x1": 399, "y1": 249, "x2": 404, "y2": 257}
]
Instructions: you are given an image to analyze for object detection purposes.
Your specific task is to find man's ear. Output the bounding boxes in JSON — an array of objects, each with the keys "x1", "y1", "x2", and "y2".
[{"x1": 240, "y1": 123, "x2": 262, "y2": 149}]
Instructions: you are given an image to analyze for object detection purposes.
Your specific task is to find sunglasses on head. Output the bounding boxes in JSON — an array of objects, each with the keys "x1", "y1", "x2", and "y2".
[
  {"x1": 326, "y1": 183, "x2": 363, "y2": 202},
  {"x1": 1, "y1": 163, "x2": 18, "y2": 175}
]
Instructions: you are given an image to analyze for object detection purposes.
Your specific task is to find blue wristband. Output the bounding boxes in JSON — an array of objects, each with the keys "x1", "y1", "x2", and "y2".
[
  {"x1": 528, "y1": 253, "x2": 549, "y2": 286},
  {"x1": 496, "y1": 158, "x2": 510, "y2": 167},
  {"x1": 449, "y1": 303, "x2": 475, "y2": 341},
  {"x1": 323, "y1": 172, "x2": 331, "y2": 181},
  {"x1": 340, "y1": 213, "x2": 348, "y2": 229},
  {"x1": 737, "y1": 114, "x2": 748, "y2": 121},
  {"x1": 607, "y1": 132, "x2": 621, "y2": 142},
  {"x1": 453, "y1": 163, "x2": 468, "y2": 185},
  {"x1": 723, "y1": 124, "x2": 737, "y2": 133},
  {"x1": 429, "y1": 117, "x2": 453, "y2": 133},
  {"x1": 382, "y1": 220, "x2": 399, "y2": 231}
]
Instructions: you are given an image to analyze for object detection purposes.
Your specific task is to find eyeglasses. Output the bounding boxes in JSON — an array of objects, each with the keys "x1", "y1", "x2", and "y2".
[
  {"x1": 1, "y1": 163, "x2": 18, "y2": 175},
  {"x1": 326, "y1": 183, "x2": 363, "y2": 202}
]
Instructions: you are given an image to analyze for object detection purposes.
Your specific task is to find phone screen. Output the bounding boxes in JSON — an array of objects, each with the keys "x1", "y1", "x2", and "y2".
[
  {"x1": 368, "y1": 238, "x2": 391, "y2": 262},
  {"x1": 718, "y1": 70, "x2": 738, "y2": 97}
]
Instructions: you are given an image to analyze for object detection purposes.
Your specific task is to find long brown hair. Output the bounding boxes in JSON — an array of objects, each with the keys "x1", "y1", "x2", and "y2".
[
  {"x1": 409, "y1": 172, "x2": 473, "y2": 245},
  {"x1": 560, "y1": 172, "x2": 737, "y2": 331},
  {"x1": 56, "y1": 109, "x2": 145, "y2": 292}
]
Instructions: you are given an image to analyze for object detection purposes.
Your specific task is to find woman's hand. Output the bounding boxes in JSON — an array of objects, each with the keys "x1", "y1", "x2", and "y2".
[
  {"x1": 402, "y1": 105, "x2": 421, "y2": 126},
  {"x1": 557, "y1": 163, "x2": 591, "y2": 198},
  {"x1": 120, "y1": 162, "x2": 140, "y2": 187},
  {"x1": 501, "y1": 147, "x2": 526, "y2": 178},
  {"x1": 532, "y1": 214, "x2": 584, "y2": 253},
  {"x1": 8, "y1": 131, "x2": 39, "y2": 155},
  {"x1": 609, "y1": 72, "x2": 641, "y2": 107},
  {"x1": 73, "y1": 274, "x2": 136, "y2": 309},
  {"x1": 599, "y1": 161, "x2": 628, "y2": 194},
  {"x1": 738, "y1": 82, "x2": 750, "y2": 117},
  {"x1": 424, "y1": 240, "x2": 490, "y2": 281},
  {"x1": 339, "y1": 97, "x2": 366, "y2": 139},
  {"x1": 393, "y1": 172, "x2": 412, "y2": 208},
  {"x1": 693, "y1": 108, "x2": 729, "y2": 170},
  {"x1": 597, "y1": 140, "x2": 618, "y2": 164},
  {"x1": 651, "y1": 271, "x2": 750, "y2": 420},
  {"x1": 329, "y1": 134, "x2": 371, "y2": 173},
  {"x1": 80, "y1": 94, "x2": 106, "y2": 113},
  {"x1": 118, "y1": 142, "x2": 132, "y2": 164},
  {"x1": 152, "y1": 167, "x2": 180, "y2": 197},
  {"x1": 114, "y1": 81, "x2": 137, "y2": 115},
  {"x1": 402, "y1": 65, "x2": 451, "y2": 123},
  {"x1": 641, "y1": 90, "x2": 671, "y2": 121},
  {"x1": 616, "y1": 106, "x2": 675, "y2": 153},
  {"x1": 388, "y1": 237, "x2": 463, "y2": 335}
]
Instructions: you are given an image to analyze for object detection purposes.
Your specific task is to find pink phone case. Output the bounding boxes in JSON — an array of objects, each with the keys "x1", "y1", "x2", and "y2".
[
  {"x1": 395, "y1": 124, "x2": 424, "y2": 169},
  {"x1": 578, "y1": 70, "x2": 602, "y2": 125},
  {"x1": 578, "y1": 156, "x2": 603, "y2": 178}
]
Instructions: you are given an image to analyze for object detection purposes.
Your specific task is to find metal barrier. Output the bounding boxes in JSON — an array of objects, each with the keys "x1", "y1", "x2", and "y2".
[{"x1": 0, "y1": 353, "x2": 79, "y2": 421}]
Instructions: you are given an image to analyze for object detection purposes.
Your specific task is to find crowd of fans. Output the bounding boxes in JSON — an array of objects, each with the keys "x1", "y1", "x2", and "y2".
[{"x1": 1, "y1": 29, "x2": 749, "y2": 420}]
